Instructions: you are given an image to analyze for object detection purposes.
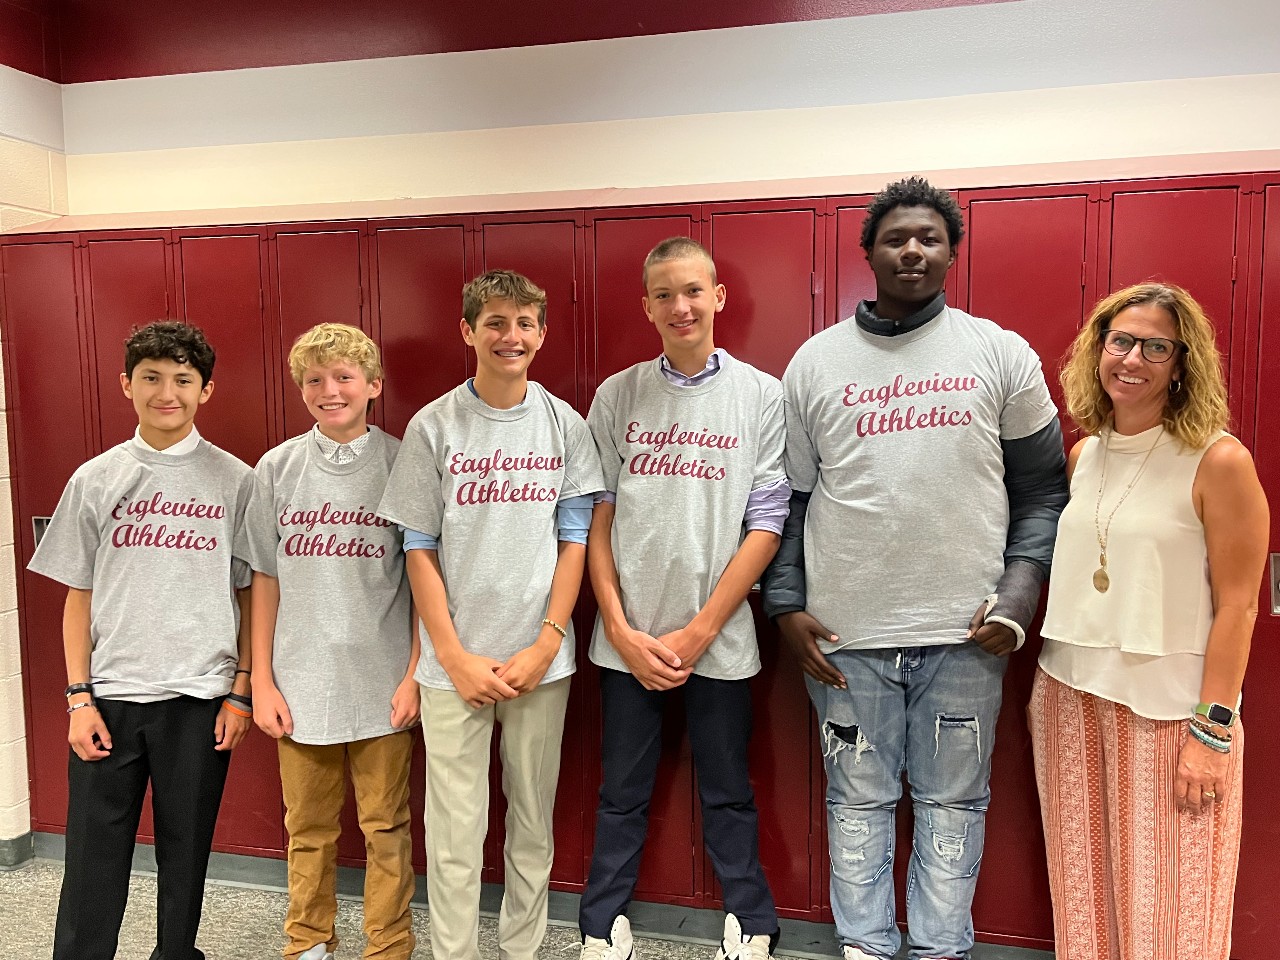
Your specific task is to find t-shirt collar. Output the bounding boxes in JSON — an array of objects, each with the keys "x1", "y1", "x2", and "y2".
[
  {"x1": 132, "y1": 425, "x2": 202, "y2": 456},
  {"x1": 855, "y1": 292, "x2": 946, "y2": 337}
]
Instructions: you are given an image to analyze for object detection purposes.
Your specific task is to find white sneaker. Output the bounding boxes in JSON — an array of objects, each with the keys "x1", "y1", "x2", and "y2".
[
  {"x1": 581, "y1": 915, "x2": 635, "y2": 960},
  {"x1": 713, "y1": 913, "x2": 775, "y2": 960},
  {"x1": 841, "y1": 946, "x2": 882, "y2": 960},
  {"x1": 298, "y1": 946, "x2": 333, "y2": 960}
]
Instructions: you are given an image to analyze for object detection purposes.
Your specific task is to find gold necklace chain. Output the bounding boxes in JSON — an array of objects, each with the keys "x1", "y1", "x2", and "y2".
[{"x1": 1091, "y1": 426, "x2": 1163, "y2": 593}]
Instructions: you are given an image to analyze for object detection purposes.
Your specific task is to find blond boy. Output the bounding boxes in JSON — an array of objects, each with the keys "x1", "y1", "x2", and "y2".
[{"x1": 239, "y1": 323, "x2": 419, "y2": 960}]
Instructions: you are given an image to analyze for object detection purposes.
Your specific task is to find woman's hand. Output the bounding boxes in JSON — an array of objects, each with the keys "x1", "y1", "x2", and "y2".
[{"x1": 1175, "y1": 734, "x2": 1231, "y2": 815}]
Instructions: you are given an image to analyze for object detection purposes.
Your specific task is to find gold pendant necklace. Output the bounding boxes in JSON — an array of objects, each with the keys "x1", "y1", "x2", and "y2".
[{"x1": 1092, "y1": 426, "x2": 1163, "y2": 593}]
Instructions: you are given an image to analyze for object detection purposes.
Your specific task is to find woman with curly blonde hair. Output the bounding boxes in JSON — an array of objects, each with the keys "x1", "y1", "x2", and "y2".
[{"x1": 1029, "y1": 282, "x2": 1268, "y2": 960}]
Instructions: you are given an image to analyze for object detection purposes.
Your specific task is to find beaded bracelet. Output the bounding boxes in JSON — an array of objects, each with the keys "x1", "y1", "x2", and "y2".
[
  {"x1": 1190, "y1": 715, "x2": 1232, "y2": 743},
  {"x1": 1189, "y1": 722, "x2": 1231, "y2": 754},
  {"x1": 541, "y1": 618, "x2": 567, "y2": 639}
]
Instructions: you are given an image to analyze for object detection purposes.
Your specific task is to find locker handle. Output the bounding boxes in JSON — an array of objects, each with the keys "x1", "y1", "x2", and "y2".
[{"x1": 1271, "y1": 554, "x2": 1280, "y2": 615}]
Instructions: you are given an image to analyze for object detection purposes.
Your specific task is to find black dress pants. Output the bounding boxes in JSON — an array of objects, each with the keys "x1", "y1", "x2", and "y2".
[{"x1": 53, "y1": 696, "x2": 230, "y2": 960}]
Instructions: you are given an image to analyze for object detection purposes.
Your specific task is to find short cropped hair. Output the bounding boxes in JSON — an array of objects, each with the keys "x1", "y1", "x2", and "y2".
[
  {"x1": 860, "y1": 176, "x2": 966, "y2": 253},
  {"x1": 461, "y1": 270, "x2": 547, "y2": 329},
  {"x1": 1060, "y1": 283, "x2": 1229, "y2": 449},
  {"x1": 643, "y1": 237, "x2": 717, "y2": 289},
  {"x1": 288, "y1": 323, "x2": 384, "y2": 387},
  {"x1": 124, "y1": 321, "x2": 216, "y2": 386}
]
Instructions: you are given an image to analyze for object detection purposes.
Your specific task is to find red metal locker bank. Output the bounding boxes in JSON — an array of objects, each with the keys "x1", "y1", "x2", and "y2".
[{"x1": 1, "y1": 171, "x2": 1277, "y2": 956}]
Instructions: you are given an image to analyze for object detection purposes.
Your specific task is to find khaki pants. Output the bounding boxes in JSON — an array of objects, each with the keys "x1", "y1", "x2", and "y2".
[
  {"x1": 420, "y1": 676, "x2": 571, "y2": 960},
  {"x1": 277, "y1": 731, "x2": 416, "y2": 960}
]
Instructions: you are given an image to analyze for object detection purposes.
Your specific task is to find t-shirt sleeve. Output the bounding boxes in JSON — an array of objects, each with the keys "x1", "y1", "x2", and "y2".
[
  {"x1": 27, "y1": 472, "x2": 98, "y2": 590},
  {"x1": 560, "y1": 409, "x2": 606, "y2": 500},
  {"x1": 237, "y1": 468, "x2": 282, "y2": 578},
  {"x1": 376, "y1": 416, "x2": 446, "y2": 537},
  {"x1": 586, "y1": 387, "x2": 623, "y2": 494},
  {"x1": 781, "y1": 361, "x2": 820, "y2": 494},
  {"x1": 753, "y1": 377, "x2": 788, "y2": 491},
  {"x1": 999, "y1": 333, "x2": 1058, "y2": 441}
]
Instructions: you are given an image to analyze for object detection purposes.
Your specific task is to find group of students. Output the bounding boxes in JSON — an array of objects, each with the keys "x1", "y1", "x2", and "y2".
[{"x1": 30, "y1": 175, "x2": 1267, "y2": 960}]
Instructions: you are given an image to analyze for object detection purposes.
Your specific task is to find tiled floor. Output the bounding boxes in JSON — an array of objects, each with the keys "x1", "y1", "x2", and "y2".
[{"x1": 0, "y1": 855, "x2": 1052, "y2": 959}]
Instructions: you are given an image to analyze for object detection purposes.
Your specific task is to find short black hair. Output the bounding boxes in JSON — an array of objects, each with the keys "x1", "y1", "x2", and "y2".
[
  {"x1": 860, "y1": 176, "x2": 965, "y2": 253},
  {"x1": 123, "y1": 321, "x2": 216, "y2": 386}
]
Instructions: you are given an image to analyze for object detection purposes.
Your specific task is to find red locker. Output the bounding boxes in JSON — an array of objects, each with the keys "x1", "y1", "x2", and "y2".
[
  {"x1": 705, "y1": 201, "x2": 823, "y2": 381},
  {"x1": 581, "y1": 205, "x2": 707, "y2": 903},
  {"x1": 1233, "y1": 180, "x2": 1280, "y2": 959},
  {"x1": 82, "y1": 232, "x2": 174, "y2": 451},
  {"x1": 1, "y1": 237, "x2": 92, "y2": 832},
  {"x1": 268, "y1": 225, "x2": 368, "y2": 441},
  {"x1": 1099, "y1": 179, "x2": 1249, "y2": 405},
  {"x1": 368, "y1": 219, "x2": 471, "y2": 438},
  {"x1": 474, "y1": 214, "x2": 582, "y2": 412},
  {"x1": 585, "y1": 207, "x2": 701, "y2": 394},
  {"x1": 827, "y1": 199, "x2": 875, "y2": 331}
]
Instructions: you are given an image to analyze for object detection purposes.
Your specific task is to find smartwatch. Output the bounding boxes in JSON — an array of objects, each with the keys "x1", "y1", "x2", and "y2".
[{"x1": 1195, "y1": 701, "x2": 1236, "y2": 728}]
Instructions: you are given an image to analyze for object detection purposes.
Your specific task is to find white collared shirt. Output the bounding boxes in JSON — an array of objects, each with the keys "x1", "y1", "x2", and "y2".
[
  {"x1": 132, "y1": 425, "x2": 203, "y2": 456},
  {"x1": 312, "y1": 425, "x2": 371, "y2": 464}
]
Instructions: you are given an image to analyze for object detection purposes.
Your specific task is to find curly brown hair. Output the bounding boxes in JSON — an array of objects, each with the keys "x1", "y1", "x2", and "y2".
[{"x1": 1059, "y1": 283, "x2": 1228, "y2": 449}]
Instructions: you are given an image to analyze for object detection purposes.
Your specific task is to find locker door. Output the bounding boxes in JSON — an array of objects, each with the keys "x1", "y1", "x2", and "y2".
[
  {"x1": 174, "y1": 229, "x2": 274, "y2": 467},
  {"x1": 471, "y1": 212, "x2": 589, "y2": 887},
  {"x1": 1100, "y1": 181, "x2": 1247, "y2": 387},
  {"x1": 269, "y1": 225, "x2": 368, "y2": 441},
  {"x1": 474, "y1": 214, "x2": 581, "y2": 412},
  {"x1": 174, "y1": 228, "x2": 284, "y2": 856},
  {"x1": 83, "y1": 232, "x2": 174, "y2": 450},
  {"x1": 704, "y1": 200, "x2": 823, "y2": 915},
  {"x1": 957, "y1": 187, "x2": 1099, "y2": 946},
  {"x1": 581, "y1": 206, "x2": 705, "y2": 901},
  {"x1": 369, "y1": 220, "x2": 471, "y2": 438},
  {"x1": 586, "y1": 208, "x2": 701, "y2": 395},
  {"x1": 1234, "y1": 182, "x2": 1280, "y2": 960},
  {"x1": 705, "y1": 201, "x2": 822, "y2": 380},
  {"x1": 829, "y1": 193, "x2": 962, "y2": 334},
  {"x1": 0, "y1": 238, "x2": 92, "y2": 833}
]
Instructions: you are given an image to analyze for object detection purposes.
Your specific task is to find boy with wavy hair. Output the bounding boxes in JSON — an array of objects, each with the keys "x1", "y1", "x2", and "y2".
[
  {"x1": 378, "y1": 270, "x2": 604, "y2": 960},
  {"x1": 30, "y1": 320, "x2": 255, "y2": 960},
  {"x1": 239, "y1": 323, "x2": 419, "y2": 960}
]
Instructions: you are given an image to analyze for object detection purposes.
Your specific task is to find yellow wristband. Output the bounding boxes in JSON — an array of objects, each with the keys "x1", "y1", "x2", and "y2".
[{"x1": 541, "y1": 618, "x2": 567, "y2": 639}]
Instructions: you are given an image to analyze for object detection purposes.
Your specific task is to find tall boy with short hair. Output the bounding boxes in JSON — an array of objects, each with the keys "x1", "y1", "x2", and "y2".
[
  {"x1": 377, "y1": 270, "x2": 604, "y2": 960},
  {"x1": 29, "y1": 320, "x2": 255, "y2": 960},
  {"x1": 579, "y1": 237, "x2": 788, "y2": 960},
  {"x1": 238, "y1": 323, "x2": 419, "y2": 960}
]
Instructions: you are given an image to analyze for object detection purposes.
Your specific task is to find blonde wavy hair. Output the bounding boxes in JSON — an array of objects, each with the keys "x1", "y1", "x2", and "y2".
[
  {"x1": 1060, "y1": 283, "x2": 1228, "y2": 449},
  {"x1": 288, "y1": 323, "x2": 384, "y2": 387}
]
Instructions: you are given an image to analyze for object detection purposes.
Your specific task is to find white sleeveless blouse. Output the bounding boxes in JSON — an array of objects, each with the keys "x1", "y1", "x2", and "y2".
[{"x1": 1039, "y1": 425, "x2": 1225, "y2": 720}]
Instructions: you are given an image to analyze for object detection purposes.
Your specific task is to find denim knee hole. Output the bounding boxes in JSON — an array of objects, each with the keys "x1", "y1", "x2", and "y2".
[{"x1": 822, "y1": 720, "x2": 874, "y2": 764}]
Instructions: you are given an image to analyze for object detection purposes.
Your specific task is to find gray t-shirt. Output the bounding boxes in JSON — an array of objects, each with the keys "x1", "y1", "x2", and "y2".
[
  {"x1": 587, "y1": 353, "x2": 786, "y2": 680},
  {"x1": 237, "y1": 427, "x2": 413, "y2": 744},
  {"x1": 28, "y1": 440, "x2": 254, "y2": 702},
  {"x1": 377, "y1": 382, "x2": 605, "y2": 691},
  {"x1": 783, "y1": 307, "x2": 1057, "y2": 650}
]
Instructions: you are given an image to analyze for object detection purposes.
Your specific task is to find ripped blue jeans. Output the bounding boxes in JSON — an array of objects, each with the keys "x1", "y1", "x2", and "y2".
[{"x1": 806, "y1": 643, "x2": 1007, "y2": 960}]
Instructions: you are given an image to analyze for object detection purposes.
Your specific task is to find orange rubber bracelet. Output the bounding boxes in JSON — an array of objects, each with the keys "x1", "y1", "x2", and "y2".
[{"x1": 222, "y1": 701, "x2": 252, "y2": 719}]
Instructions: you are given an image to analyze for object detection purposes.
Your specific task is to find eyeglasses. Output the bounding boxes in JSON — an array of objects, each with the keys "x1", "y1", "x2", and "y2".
[{"x1": 1101, "y1": 329, "x2": 1185, "y2": 364}]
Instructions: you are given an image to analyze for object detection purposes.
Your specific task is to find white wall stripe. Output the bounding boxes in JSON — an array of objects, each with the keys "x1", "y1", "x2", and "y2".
[
  {"x1": 62, "y1": 74, "x2": 1280, "y2": 216},
  {"x1": 0, "y1": 65, "x2": 65, "y2": 153},
  {"x1": 59, "y1": 0, "x2": 1280, "y2": 155}
]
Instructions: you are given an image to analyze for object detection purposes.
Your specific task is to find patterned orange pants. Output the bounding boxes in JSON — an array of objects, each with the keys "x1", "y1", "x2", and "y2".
[{"x1": 1028, "y1": 668, "x2": 1243, "y2": 960}]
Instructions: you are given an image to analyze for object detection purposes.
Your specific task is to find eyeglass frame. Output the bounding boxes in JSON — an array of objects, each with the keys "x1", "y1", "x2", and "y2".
[{"x1": 1099, "y1": 328, "x2": 1187, "y2": 364}]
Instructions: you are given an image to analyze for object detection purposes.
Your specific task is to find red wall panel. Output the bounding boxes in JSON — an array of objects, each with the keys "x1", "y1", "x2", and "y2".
[
  {"x1": 83, "y1": 234, "x2": 174, "y2": 451},
  {"x1": 1233, "y1": 181, "x2": 1280, "y2": 959},
  {"x1": 269, "y1": 226, "x2": 368, "y2": 442},
  {"x1": 1, "y1": 239, "x2": 90, "y2": 830},
  {"x1": 174, "y1": 231, "x2": 274, "y2": 467},
  {"x1": 706, "y1": 202, "x2": 822, "y2": 382},
  {"x1": 0, "y1": 0, "x2": 59, "y2": 80},
  {"x1": 586, "y1": 208, "x2": 701, "y2": 394},
  {"x1": 369, "y1": 221, "x2": 471, "y2": 438}
]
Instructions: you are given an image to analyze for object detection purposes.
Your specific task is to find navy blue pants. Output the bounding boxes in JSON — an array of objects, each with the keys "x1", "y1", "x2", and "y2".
[
  {"x1": 579, "y1": 669, "x2": 778, "y2": 938},
  {"x1": 54, "y1": 695, "x2": 230, "y2": 960}
]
